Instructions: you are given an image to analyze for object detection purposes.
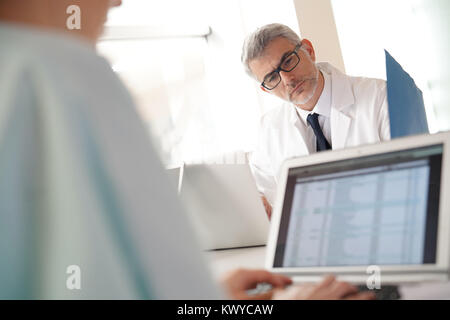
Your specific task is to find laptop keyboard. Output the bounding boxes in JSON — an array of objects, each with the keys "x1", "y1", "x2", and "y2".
[{"x1": 248, "y1": 283, "x2": 402, "y2": 300}]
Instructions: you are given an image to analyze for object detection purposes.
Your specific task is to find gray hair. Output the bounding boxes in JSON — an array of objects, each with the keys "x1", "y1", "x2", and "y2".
[{"x1": 241, "y1": 23, "x2": 302, "y2": 78}]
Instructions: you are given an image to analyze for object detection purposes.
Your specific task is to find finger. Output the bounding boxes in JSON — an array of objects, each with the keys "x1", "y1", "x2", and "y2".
[
  {"x1": 246, "y1": 290, "x2": 275, "y2": 300},
  {"x1": 268, "y1": 274, "x2": 292, "y2": 288},
  {"x1": 271, "y1": 274, "x2": 293, "y2": 287},
  {"x1": 315, "y1": 275, "x2": 336, "y2": 290},
  {"x1": 241, "y1": 270, "x2": 292, "y2": 289},
  {"x1": 329, "y1": 282, "x2": 359, "y2": 298},
  {"x1": 344, "y1": 291, "x2": 376, "y2": 300},
  {"x1": 272, "y1": 285, "x2": 315, "y2": 300}
]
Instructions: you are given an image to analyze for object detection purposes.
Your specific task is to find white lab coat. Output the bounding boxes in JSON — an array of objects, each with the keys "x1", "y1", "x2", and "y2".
[
  {"x1": 249, "y1": 63, "x2": 391, "y2": 205},
  {"x1": 0, "y1": 23, "x2": 220, "y2": 299}
]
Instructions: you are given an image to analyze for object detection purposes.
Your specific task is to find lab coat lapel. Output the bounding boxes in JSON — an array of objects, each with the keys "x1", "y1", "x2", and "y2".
[
  {"x1": 330, "y1": 109, "x2": 351, "y2": 149},
  {"x1": 289, "y1": 106, "x2": 311, "y2": 155},
  {"x1": 326, "y1": 64, "x2": 355, "y2": 149}
]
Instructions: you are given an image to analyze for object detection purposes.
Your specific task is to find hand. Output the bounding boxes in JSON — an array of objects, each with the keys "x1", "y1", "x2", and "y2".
[
  {"x1": 220, "y1": 268, "x2": 292, "y2": 300},
  {"x1": 261, "y1": 196, "x2": 272, "y2": 219},
  {"x1": 272, "y1": 275, "x2": 376, "y2": 300}
]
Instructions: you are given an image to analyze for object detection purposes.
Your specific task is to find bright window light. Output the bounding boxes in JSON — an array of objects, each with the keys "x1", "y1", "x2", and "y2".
[{"x1": 98, "y1": 1, "x2": 301, "y2": 166}]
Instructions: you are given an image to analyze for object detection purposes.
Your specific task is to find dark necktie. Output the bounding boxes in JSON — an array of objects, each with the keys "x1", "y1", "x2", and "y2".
[{"x1": 307, "y1": 113, "x2": 332, "y2": 151}]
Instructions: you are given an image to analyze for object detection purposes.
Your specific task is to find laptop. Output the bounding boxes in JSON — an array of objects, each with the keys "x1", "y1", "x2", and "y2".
[
  {"x1": 266, "y1": 131, "x2": 450, "y2": 285},
  {"x1": 177, "y1": 164, "x2": 270, "y2": 250}
]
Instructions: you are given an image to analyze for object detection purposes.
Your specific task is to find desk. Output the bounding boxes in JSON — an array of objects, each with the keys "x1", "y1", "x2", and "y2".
[{"x1": 207, "y1": 246, "x2": 450, "y2": 300}]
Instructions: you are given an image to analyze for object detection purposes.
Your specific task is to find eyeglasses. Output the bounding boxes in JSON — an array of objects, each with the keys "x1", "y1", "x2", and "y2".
[{"x1": 261, "y1": 44, "x2": 302, "y2": 90}]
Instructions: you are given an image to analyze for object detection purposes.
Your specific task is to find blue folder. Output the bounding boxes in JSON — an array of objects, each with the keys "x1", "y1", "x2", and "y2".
[{"x1": 385, "y1": 50, "x2": 429, "y2": 138}]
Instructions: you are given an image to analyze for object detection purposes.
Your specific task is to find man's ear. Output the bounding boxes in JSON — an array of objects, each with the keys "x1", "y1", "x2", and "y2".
[{"x1": 301, "y1": 39, "x2": 316, "y2": 62}]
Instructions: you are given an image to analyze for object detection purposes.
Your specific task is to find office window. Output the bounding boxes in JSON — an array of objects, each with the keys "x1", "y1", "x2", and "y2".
[
  {"x1": 98, "y1": 0, "x2": 212, "y2": 166},
  {"x1": 98, "y1": 0, "x2": 300, "y2": 166}
]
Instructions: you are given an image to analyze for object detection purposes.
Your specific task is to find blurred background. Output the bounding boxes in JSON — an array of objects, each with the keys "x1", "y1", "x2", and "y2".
[{"x1": 96, "y1": 0, "x2": 450, "y2": 167}]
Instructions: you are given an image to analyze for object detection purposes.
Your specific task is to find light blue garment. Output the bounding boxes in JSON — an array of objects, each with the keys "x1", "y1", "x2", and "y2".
[{"x1": 0, "y1": 22, "x2": 221, "y2": 299}]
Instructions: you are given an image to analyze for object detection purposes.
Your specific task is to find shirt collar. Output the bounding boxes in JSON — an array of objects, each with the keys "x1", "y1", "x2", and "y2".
[{"x1": 296, "y1": 70, "x2": 332, "y2": 124}]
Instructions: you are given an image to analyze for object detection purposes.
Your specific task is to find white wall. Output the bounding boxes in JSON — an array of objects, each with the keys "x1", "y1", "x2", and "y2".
[
  {"x1": 330, "y1": 0, "x2": 450, "y2": 133},
  {"x1": 293, "y1": 0, "x2": 345, "y2": 72},
  {"x1": 411, "y1": 0, "x2": 450, "y2": 131}
]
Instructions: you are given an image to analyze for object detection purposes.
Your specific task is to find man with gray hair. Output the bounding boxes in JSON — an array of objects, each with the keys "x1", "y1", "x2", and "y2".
[{"x1": 242, "y1": 23, "x2": 390, "y2": 218}]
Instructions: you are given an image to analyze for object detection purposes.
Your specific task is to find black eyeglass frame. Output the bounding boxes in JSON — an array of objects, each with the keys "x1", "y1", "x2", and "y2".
[{"x1": 261, "y1": 44, "x2": 302, "y2": 90}]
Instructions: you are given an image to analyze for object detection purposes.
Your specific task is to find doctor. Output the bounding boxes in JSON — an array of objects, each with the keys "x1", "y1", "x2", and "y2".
[{"x1": 242, "y1": 23, "x2": 391, "y2": 217}]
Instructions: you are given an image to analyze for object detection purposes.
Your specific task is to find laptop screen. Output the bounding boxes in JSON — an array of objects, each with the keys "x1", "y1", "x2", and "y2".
[{"x1": 274, "y1": 144, "x2": 443, "y2": 268}]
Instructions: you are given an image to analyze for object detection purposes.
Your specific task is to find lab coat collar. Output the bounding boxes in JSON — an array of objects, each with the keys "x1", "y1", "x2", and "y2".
[
  {"x1": 322, "y1": 62, "x2": 354, "y2": 149},
  {"x1": 289, "y1": 62, "x2": 355, "y2": 149},
  {"x1": 317, "y1": 62, "x2": 355, "y2": 114}
]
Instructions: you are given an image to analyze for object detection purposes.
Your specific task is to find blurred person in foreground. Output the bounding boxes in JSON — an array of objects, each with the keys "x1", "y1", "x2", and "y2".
[{"x1": 0, "y1": 0, "x2": 373, "y2": 300}]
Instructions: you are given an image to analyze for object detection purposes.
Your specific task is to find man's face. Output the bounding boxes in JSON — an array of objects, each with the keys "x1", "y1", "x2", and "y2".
[{"x1": 249, "y1": 37, "x2": 320, "y2": 106}]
